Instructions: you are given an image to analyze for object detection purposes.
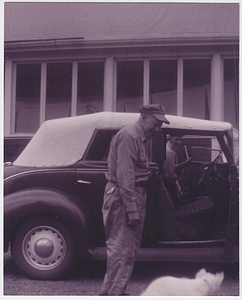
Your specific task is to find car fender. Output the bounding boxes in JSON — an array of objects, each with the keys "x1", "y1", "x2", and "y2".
[{"x1": 4, "y1": 187, "x2": 94, "y2": 258}]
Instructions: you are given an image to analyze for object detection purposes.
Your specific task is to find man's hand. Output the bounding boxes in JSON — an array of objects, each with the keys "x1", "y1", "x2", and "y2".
[
  {"x1": 127, "y1": 211, "x2": 140, "y2": 227},
  {"x1": 182, "y1": 157, "x2": 192, "y2": 167},
  {"x1": 175, "y1": 157, "x2": 192, "y2": 172},
  {"x1": 186, "y1": 157, "x2": 192, "y2": 164}
]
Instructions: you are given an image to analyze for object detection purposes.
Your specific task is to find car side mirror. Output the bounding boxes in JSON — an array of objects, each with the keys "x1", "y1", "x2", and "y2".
[{"x1": 152, "y1": 129, "x2": 166, "y2": 163}]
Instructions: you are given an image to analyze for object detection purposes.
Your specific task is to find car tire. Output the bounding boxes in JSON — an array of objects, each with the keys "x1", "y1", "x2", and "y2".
[{"x1": 11, "y1": 215, "x2": 76, "y2": 280}]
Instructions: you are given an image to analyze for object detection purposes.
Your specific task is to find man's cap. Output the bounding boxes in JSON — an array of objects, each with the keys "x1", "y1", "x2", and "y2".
[{"x1": 140, "y1": 104, "x2": 170, "y2": 124}]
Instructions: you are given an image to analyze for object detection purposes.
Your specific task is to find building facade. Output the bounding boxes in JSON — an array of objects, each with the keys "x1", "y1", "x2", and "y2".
[{"x1": 4, "y1": 2, "x2": 239, "y2": 162}]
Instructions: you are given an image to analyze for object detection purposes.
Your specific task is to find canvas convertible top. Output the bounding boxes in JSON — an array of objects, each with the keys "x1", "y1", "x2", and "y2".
[{"x1": 14, "y1": 112, "x2": 233, "y2": 167}]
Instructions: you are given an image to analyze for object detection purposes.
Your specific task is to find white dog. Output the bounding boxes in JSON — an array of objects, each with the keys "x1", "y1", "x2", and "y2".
[{"x1": 141, "y1": 268, "x2": 224, "y2": 296}]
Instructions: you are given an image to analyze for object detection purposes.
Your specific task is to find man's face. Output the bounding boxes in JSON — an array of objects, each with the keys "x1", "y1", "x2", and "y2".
[
  {"x1": 141, "y1": 115, "x2": 163, "y2": 138},
  {"x1": 170, "y1": 136, "x2": 183, "y2": 149}
]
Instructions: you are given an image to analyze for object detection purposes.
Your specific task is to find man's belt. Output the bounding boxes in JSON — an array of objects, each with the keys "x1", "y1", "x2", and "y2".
[
  {"x1": 135, "y1": 181, "x2": 147, "y2": 188},
  {"x1": 109, "y1": 180, "x2": 147, "y2": 188}
]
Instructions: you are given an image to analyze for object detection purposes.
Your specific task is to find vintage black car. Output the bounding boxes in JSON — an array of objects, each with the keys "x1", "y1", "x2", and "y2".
[{"x1": 4, "y1": 112, "x2": 239, "y2": 280}]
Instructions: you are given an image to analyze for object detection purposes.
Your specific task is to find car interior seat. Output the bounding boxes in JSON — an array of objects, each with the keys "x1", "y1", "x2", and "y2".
[{"x1": 157, "y1": 172, "x2": 214, "y2": 241}]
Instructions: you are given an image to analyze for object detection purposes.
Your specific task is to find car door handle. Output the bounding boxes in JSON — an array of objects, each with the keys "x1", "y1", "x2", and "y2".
[{"x1": 77, "y1": 179, "x2": 91, "y2": 184}]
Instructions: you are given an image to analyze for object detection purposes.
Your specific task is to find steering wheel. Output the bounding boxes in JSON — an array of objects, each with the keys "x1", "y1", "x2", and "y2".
[{"x1": 198, "y1": 154, "x2": 221, "y2": 186}]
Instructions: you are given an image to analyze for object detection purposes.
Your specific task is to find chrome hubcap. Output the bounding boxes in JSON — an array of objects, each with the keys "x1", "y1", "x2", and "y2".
[
  {"x1": 22, "y1": 226, "x2": 66, "y2": 270},
  {"x1": 34, "y1": 238, "x2": 54, "y2": 258}
]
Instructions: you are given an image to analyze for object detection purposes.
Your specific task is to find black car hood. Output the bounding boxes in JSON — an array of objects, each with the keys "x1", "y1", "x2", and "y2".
[{"x1": 4, "y1": 164, "x2": 36, "y2": 180}]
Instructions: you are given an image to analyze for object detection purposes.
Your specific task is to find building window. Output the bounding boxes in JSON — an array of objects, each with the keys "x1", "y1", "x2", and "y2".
[
  {"x1": 13, "y1": 61, "x2": 104, "y2": 134},
  {"x1": 77, "y1": 62, "x2": 104, "y2": 115},
  {"x1": 116, "y1": 61, "x2": 143, "y2": 112},
  {"x1": 150, "y1": 60, "x2": 177, "y2": 115},
  {"x1": 183, "y1": 59, "x2": 211, "y2": 120},
  {"x1": 46, "y1": 63, "x2": 72, "y2": 120},
  {"x1": 15, "y1": 64, "x2": 41, "y2": 133},
  {"x1": 224, "y1": 58, "x2": 239, "y2": 129}
]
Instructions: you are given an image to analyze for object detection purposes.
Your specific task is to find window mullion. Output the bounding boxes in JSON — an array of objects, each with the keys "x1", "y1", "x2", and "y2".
[
  {"x1": 113, "y1": 59, "x2": 117, "y2": 112},
  {"x1": 40, "y1": 62, "x2": 47, "y2": 125},
  {"x1": 177, "y1": 58, "x2": 183, "y2": 116},
  {"x1": 71, "y1": 61, "x2": 78, "y2": 116},
  {"x1": 11, "y1": 62, "x2": 16, "y2": 134},
  {"x1": 104, "y1": 57, "x2": 115, "y2": 112},
  {"x1": 143, "y1": 59, "x2": 149, "y2": 105},
  {"x1": 211, "y1": 53, "x2": 223, "y2": 121}
]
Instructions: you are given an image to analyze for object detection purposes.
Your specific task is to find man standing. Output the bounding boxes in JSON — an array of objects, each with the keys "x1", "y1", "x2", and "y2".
[
  {"x1": 100, "y1": 104, "x2": 170, "y2": 296},
  {"x1": 163, "y1": 135, "x2": 192, "y2": 206}
]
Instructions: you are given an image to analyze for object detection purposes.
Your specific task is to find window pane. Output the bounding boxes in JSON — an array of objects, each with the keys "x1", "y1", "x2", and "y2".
[
  {"x1": 77, "y1": 62, "x2": 104, "y2": 115},
  {"x1": 183, "y1": 59, "x2": 211, "y2": 119},
  {"x1": 15, "y1": 64, "x2": 41, "y2": 133},
  {"x1": 224, "y1": 58, "x2": 239, "y2": 129},
  {"x1": 150, "y1": 60, "x2": 177, "y2": 115},
  {"x1": 116, "y1": 61, "x2": 143, "y2": 112},
  {"x1": 85, "y1": 129, "x2": 118, "y2": 161},
  {"x1": 46, "y1": 63, "x2": 72, "y2": 120}
]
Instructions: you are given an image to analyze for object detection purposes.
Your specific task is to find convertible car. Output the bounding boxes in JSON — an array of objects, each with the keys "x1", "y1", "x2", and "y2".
[{"x1": 4, "y1": 112, "x2": 239, "y2": 279}]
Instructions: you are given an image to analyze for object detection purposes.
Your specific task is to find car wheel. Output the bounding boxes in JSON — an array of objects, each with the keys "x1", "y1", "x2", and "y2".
[{"x1": 11, "y1": 216, "x2": 76, "y2": 280}]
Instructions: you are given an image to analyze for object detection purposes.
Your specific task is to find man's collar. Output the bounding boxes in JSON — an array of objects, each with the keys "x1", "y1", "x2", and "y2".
[
  {"x1": 135, "y1": 121, "x2": 148, "y2": 142},
  {"x1": 167, "y1": 140, "x2": 175, "y2": 151}
]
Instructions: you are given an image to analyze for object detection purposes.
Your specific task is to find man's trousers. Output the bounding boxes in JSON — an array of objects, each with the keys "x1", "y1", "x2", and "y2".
[{"x1": 100, "y1": 181, "x2": 146, "y2": 295}]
